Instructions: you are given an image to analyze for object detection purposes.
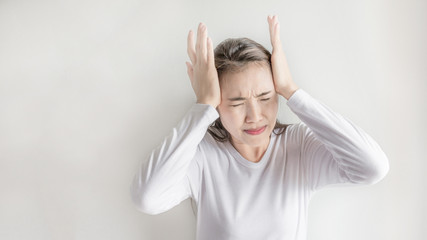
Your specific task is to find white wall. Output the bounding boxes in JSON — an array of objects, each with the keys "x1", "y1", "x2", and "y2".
[{"x1": 0, "y1": 0, "x2": 425, "y2": 239}]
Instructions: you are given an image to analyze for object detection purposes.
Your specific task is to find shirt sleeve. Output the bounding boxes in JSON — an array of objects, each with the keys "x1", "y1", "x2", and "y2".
[
  {"x1": 286, "y1": 89, "x2": 389, "y2": 192},
  {"x1": 130, "y1": 103, "x2": 219, "y2": 215}
]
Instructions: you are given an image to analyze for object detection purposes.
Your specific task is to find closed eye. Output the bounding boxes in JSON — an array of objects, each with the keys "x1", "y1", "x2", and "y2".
[{"x1": 231, "y1": 98, "x2": 270, "y2": 107}]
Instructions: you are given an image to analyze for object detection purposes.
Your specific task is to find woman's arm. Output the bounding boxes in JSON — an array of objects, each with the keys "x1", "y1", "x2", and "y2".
[
  {"x1": 130, "y1": 103, "x2": 218, "y2": 215},
  {"x1": 267, "y1": 15, "x2": 388, "y2": 190},
  {"x1": 286, "y1": 89, "x2": 389, "y2": 191},
  {"x1": 131, "y1": 22, "x2": 221, "y2": 215}
]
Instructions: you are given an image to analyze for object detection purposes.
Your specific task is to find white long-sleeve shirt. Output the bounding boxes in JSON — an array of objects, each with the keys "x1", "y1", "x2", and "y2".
[{"x1": 130, "y1": 89, "x2": 389, "y2": 240}]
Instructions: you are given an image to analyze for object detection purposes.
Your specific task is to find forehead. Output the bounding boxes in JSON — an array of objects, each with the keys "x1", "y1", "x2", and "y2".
[{"x1": 220, "y1": 63, "x2": 274, "y2": 95}]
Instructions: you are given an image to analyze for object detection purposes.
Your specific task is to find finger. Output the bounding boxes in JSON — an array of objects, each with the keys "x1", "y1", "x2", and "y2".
[
  {"x1": 273, "y1": 21, "x2": 281, "y2": 48},
  {"x1": 196, "y1": 23, "x2": 203, "y2": 60},
  {"x1": 207, "y1": 37, "x2": 214, "y2": 66},
  {"x1": 269, "y1": 15, "x2": 282, "y2": 49},
  {"x1": 274, "y1": 15, "x2": 280, "y2": 39},
  {"x1": 196, "y1": 22, "x2": 208, "y2": 62},
  {"x1": 187, "y1": 30, "x2": 196, "y2": 63},
  {"x1": 267, "y1": 15, "x2": 273, "y2": 29},
  {"x1": 267, "y1": 15, "x2": 275, "y2": 46}
]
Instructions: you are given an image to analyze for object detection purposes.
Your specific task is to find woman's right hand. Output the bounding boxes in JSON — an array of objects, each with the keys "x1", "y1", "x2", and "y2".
[{"x1": 186, "y1": 23, "x2": 221, "y2": 108}]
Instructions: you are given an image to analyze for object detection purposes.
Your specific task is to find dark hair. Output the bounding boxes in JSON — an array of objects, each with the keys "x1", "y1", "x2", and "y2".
[{"x1": 207, "y1": 37, "x2": 290, "y2": 142}]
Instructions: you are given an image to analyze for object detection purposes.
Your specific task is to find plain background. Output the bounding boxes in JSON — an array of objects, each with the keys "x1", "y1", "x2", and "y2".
[{"x1": 0, "y1": 0, "x2": 426, "y2": 239}]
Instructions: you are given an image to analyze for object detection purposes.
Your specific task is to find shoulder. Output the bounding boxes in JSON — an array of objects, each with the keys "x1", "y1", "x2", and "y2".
[
  {"x1": 201, "y1": 130, "x2": 220, "y2": 145},
  {"x1": 197, "y1": 131, "x2": 228, "y2": 155}
]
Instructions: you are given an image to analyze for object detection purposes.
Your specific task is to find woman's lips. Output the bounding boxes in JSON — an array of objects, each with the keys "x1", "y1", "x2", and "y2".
[{"x1": 244, "y1": 126, "x2": 266, "y2": 135}]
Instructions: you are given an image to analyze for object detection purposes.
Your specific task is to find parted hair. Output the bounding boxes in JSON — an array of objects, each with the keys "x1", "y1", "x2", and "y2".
[{"x1": 207, "y1": 37, "x2": 290, "y2": 142}]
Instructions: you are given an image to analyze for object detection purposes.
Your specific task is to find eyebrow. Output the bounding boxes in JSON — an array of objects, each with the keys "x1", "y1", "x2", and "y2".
[{"x1": 227, "y1": 91, "x2": 272, "y2": 101}]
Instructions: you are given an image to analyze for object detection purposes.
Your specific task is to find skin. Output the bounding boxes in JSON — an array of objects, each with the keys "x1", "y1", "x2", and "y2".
[{"x1": 186, "y1": 15, "x2": 299, "y2": 163}]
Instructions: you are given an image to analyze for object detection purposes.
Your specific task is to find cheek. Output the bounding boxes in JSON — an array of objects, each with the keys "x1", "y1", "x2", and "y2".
[
  {"x1": 218, "y1": 108, "x2": 243, "y2": 131},
  {"x1": 266, "y1": 99, "x2": 279, "y2": 118}
]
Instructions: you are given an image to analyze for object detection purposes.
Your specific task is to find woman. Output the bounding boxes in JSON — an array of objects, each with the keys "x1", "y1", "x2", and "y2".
[{"x1": 130, "y1": 15, "x2": 389, "y2": 240}]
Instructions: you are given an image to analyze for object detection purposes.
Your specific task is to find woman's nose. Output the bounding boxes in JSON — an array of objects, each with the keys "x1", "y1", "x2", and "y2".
[{"x1": 245, "y1": 102, "x2": 262, "y2": 123}]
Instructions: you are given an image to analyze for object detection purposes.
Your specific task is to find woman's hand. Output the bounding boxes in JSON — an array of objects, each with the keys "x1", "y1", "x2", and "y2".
[
  {"x1": 186, "y1": 23, "x2": 221, "y2": 108},
  {"x1": 267, "y1": 15, "x2": 299, "y2": 100}
]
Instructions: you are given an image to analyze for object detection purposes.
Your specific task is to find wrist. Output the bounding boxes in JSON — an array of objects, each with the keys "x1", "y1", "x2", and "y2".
[
  {"x1": 278, "y1": 84, "x2": 299, "y2": 100},
  {"x1": 196, "y1": 100, "x2": 218, "y2": 109}
]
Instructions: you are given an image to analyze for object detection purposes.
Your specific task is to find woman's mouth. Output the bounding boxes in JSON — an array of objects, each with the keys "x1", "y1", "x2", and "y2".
[{"x1": 244, "y1": 126, "x2": 266, "y2": 135}]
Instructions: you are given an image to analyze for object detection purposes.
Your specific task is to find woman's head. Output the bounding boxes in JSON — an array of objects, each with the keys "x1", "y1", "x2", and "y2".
[
  {"x1": 207, "y1": 37, "x2": 289, "y2": 145},
  {"x1": 214, "y1": 38, "x2": 272, "y2": 81}
]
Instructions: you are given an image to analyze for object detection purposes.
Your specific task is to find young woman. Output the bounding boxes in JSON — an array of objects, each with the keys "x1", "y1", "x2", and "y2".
[{"x1": 130, "y1": 15, "x2": 389, "y2": 240}]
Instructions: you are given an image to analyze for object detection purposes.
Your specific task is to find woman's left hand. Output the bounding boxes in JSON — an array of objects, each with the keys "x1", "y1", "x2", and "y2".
[{"x1": 267, "y1": 15, "x2": 299, "y2": 100}]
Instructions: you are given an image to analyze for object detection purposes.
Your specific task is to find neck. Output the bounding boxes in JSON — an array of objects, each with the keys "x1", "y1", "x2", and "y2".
[{"x1": 231, "y1": 136, "x2": 270, "y2": 163}]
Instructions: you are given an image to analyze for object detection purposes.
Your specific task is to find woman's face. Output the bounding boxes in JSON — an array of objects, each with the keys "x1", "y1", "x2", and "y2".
[{"x1": 217, "y1": 62, "x2": 279, "y2": 147}]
